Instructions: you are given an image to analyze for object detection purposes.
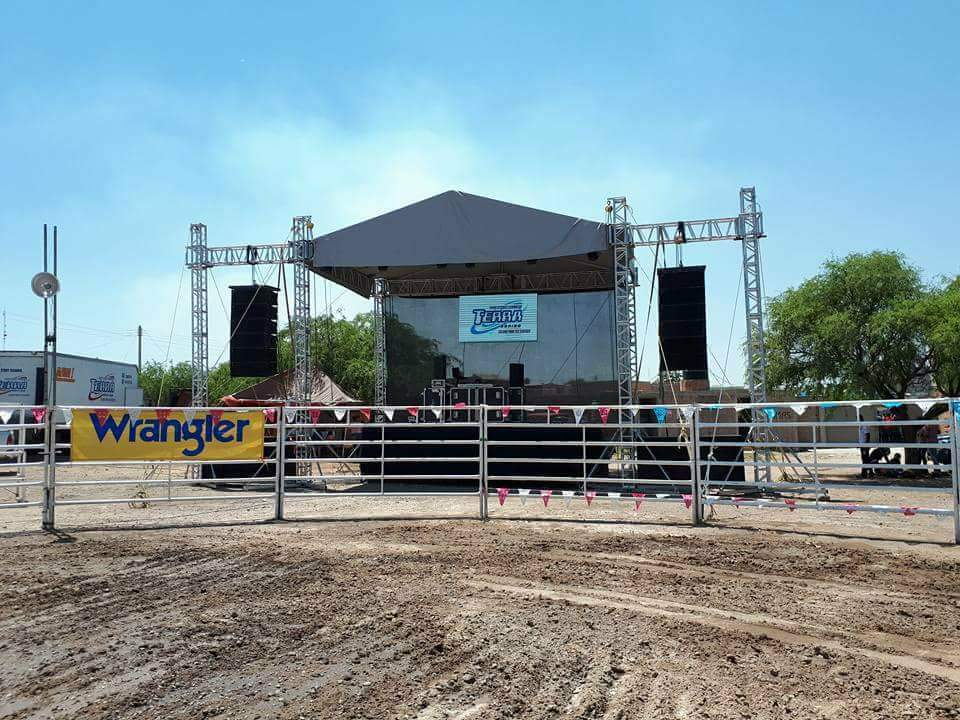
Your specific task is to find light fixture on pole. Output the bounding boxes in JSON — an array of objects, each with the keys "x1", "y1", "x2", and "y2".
[{"x1": 34, "y1": 223, "x2": 60, "y2": 532}]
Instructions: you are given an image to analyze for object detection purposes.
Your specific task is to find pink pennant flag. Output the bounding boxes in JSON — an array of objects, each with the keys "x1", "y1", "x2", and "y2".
[
  {"x1": 406, "y1": 406, "x2": 419, "y2": 418},
  {"x1": 32, "y1": 407, "x2": 47, "y2": 423},
  {"x1": 454, "y1": 402, "x2": 466, "y2": 409},
  {"x1": 682, "y1": 494, "x2": 693, "y2": 509},
  {"x1": 901, "y1": 506, "x2": 918, "y2": 517},
  {"x1": 541, "y1": 489, "x2": 553, "y2": 507},
  {"x1": 843, "y1": 504, "x2": 858, "y2": 515},
  {"x1": 496, "y1": 487, "x2": 509, "y2": 506},
  {"x1": 547, "y1": 405, "x2": 560, "y2": 415},
  {"x1": 585, "y1": 490, "x2": 596, "y2": 506},
  {"x1": 500, "y1": 405, "x2": 511, "y2": 419},
  {"x1": 210, "y1": 409, "x2": 224, "y2": 422},
  {"x1": 733, "y1": 496, "x2": 746, "y2": 508},
  {"x1": 784, "y1": 499, "x2": 797, "y2": 512},
  {"x1": 156, "y1": 408, "x2": 171, "y2": 423},
  {"x1": 597, "y1": 407, "x2": 611, "y2": 424},
  {"x1": 632, "y1": 492, "x2": 645, "y2": 511},
  {"x1": 309, "y1": 408, "x2": 322, "y2": 424},
  {"x1": 358, "y1": 408, "x2": 372, "y2": 422},
  {"x1": 262, "y1": 408, "x2": 276, "y2": 423},
  {"x1": 94, "y1": 408, "x2": 110, "y2": 423}
]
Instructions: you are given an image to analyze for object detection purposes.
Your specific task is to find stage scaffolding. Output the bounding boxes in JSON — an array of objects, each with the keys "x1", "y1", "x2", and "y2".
[{"x1": 185, "y1": 187, "x2": 773, "y2": 483}]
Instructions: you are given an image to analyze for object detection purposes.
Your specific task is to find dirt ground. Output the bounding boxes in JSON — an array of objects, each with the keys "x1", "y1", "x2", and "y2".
[{"x1": 1, "y1": 459, "x2": 960, "y2": 720}]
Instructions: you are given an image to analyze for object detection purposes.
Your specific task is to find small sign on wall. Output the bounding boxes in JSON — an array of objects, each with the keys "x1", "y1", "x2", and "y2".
[{"x1": 458, "y1": 294, "x2": 538, "y2": 343}]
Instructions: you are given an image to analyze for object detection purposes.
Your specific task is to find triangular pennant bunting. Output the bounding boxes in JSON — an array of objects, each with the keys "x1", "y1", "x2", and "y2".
[
  {"x1": 843, "y1": 504, "x2": 858, "y2": 515},
  {"x1": 211, "y1": 409, "x2": 225, "y2": 422},
  {"x1": 761, "y1": 407, "x2": 777, "y2": 421},
  {"x1": 453, "y1": 402, "x2": 467, "y2": 409},
  {"x1": 156, "y1": 408, "x2": 171, "y2": 422},
  {"x1": 125, "y1": 408, "x2": 140, "y2": 422},
  {"x1": 334, "y1": 408, "x2": 347, "y2": 421},
  {"x1": 62, "y1": 408, "x2": 73, "y2": 425},
  {"x1": 791, "y1": 405, "x2": 807, "y2": 417},
  {"x1": 284, "y1": 408, "x2": 297, "y2": 423},
  {"x1": 784, "y1": 499, "x2": 797, "y2": 512},
  {"x1": 382, "y1": 408, "x2": 395, "y2": 421},
  {"x1": 607, "y1": 491, "x2": 621, "y2": 504},
  {"x1": 882, "y1": 402, "x2": 902, "y2": 409},
  {"x1": 95, "y1": 408, "x2": 110, "y2": 423},
  {"x1": 541, "y1": 490, "x2": 553, "y2": 507},
  {"x1": 358, "y1": 408, "x2": 372, "y2": 422},
  {"x1": 406, "y1": 406, "x2": 419, "y2": 419},
  {"x1": 901, "y1": 506, "x2": 918, "y2": 517},
  {"x1": 573, "y1": 407, "x2": 585, "y2": 424},
  {"x1": 501, "y1": 405, "x2": 512, "y2": 419},
  {"x1": 182, "y1": 408, "x2": 196, "y2": 423},
  {"x1": 0, "y1": 410, "x2": 12, "y2": 423},
  {"x1": 653, "y1": 407, "x2": 668, "y2": 424},
  {"x1": 597, "y1": 407, "x2": 611, "y2": 424},
  {"x1": 431, "y1": 407, "x2": 442, "y2": 419},
  {"x1": 585, "y1": 490, "x2": 596, "y2": 506},
  {"x1": 681, "y1": 494, "x2": 693, "y2": 509},
  {"x1": 496, "y1": 487, "x2": 509, "y2": 506},
  {"x1": 913, "y1": 399, "x2": 935, "y2": 413},
  {"x1": 547, "y1": 405, "x2": 560, "y2": 416},
  {"x1": 518, "y1": 488, "x2": 530, "y2": 506},
  {"x1": 562, "y1": 490, "x2": 575, "y2": 505},
  {"x1": 733, "y1": 496, "x2": 746, "y2": 508},
  {"x1": 632, "y1": 492, "x2": 645, "y2": 511},
  {"x1": 309, "y1": 408, "x2": 322, "y2": 424},
  {"x1": 32, "y1": 408, "x2": 47, "y2": 423},
  {"x1": 262, "y1": 408, "x2": 276, "y2": 423}
]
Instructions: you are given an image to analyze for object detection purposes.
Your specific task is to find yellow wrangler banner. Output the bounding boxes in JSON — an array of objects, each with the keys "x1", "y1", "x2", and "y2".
[{"x1": 71, "y1": 409, "x2": 265, "y2": 462}]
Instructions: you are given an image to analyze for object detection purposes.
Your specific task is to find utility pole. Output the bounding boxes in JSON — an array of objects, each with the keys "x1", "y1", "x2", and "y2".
[{"x1": 137, "y1": 325, "x2": 142, "y2": 372}]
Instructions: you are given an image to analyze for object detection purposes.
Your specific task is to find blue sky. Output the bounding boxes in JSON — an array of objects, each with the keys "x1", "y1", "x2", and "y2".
[{"x1": 1, "y1": 1, "x2": 957, "y2": 385}]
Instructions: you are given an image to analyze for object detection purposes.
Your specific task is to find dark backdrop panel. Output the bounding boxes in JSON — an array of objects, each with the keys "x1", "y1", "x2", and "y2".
[{"x1": 385, "y1": 290, "x2": 617, "y2": 406}]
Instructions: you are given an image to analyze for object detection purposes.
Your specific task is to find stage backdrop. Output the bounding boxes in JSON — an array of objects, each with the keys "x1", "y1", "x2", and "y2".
[{"x1": 386, "y1": 290, "x2": 616, "y2": 406}]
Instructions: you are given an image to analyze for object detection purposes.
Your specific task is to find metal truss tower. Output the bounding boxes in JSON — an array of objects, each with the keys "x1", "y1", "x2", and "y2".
[
  {"x1": 738, "y1": 187, "x2": 771, "y2": 482},
  {"x1": 606, "y1": 197, "x2": 637, "y2": 476},
  {"x1": 291, "y1": 217, "x2": 314, "y2": 404},
  {"x1": 188, "y1": 224, "x2": 209, "y2": 408},
  {"x1": 372, "y1": 278, "x2": 387, "y2": 407}
]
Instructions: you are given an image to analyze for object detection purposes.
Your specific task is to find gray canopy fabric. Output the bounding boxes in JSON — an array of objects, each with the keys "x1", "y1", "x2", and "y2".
[{"x1": 313, "y1": 190, "x2": 608, "y2": 270}]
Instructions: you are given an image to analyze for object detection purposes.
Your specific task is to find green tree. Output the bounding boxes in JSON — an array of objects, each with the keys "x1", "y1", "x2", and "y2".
[
  {"x1": 765, "y1": 251, "x2": 933, "y2": 400},
  {"x1": 138, "y1": 360, "x2": 193, "y2": 405},
  {"x1": 926, "y1": 276, "x2": 960, "y2": 396}
]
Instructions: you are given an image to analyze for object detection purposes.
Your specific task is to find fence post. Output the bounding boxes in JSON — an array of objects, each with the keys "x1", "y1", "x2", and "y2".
[
  {"x1": 690, "y1": 405, "x2": 703, "y2": 525},
  {"x1": 274, "y1": 408, "x2": 286, "y2": 522},
  {"x1": 41, "y1": 406, "x2": 56, "y2": 531},
  {"x1": 950, "y1": 399, "x2": 959, "y2": 545},
  {"x1": 480, "y1": 404, "x2": 488, "y2": 520}
]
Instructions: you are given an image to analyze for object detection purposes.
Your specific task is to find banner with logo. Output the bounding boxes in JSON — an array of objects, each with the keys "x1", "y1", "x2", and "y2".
[
  {"x1": 71, "y1": 409, "x2": 265, "y2": 461},
  {"x1": 458, "y1": 293, "x2": 537, "y2": 343}
]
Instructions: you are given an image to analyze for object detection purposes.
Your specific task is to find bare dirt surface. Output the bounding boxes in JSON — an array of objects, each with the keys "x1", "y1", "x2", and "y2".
[{"x1": 2, "y1": 481, "x2": 960, "y2": 720}]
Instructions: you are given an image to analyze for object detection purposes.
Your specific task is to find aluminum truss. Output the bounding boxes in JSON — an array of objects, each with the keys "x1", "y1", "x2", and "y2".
[
  {"x1": 738, "y1": 187, "x2": 772, "y2": 482},
  {"x1": 372, "y1": 278, "x2": 387, "y2": 407},
  {"x1": 606, "y1": 197, "x2": 637, "y2": 477},
  {"x1": 291, "y1": 217, "x2": 314, "y2": 404},
  {"x1": 185, "y1": 221, "x2": 314, "y2": 406},
  {"x1": 188, "y1": 224, "x2": 210, "y2": 408}
]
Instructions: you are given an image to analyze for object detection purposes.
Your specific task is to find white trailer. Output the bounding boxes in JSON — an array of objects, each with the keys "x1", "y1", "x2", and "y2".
[{"x1": 0, "y1": 350, "x2": 143, "y2": 418}]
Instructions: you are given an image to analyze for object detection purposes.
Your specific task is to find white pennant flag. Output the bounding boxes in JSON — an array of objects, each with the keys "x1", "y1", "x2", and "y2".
[
  {"x1": 607, "y1": 491, "x2": 621, "y2": 504},
  {"x1": 0, "y1": 409, "x2": 14, "y2": 423},
  {"x1": 562, "y1": 490, "x2": 575, "y2": 505},
  {"x1": 127, "y1": 408, "x2": 141, "y2": 422},
  {"x1": 853, "y1": 401, "x2": 868, "y2": 409},
  {"x1": 182, "y1": 408, "x2": 196, "y2": 423},
  {"x1": 431, "y1": 407, "x2": 442, "y2": 419},
  {"x1": 791, "y1": 405, "x2": 807, "y2": 417},
  {"x1": 913, "y1": 399, "x2": 935, "y2": 413},
  {"x1": 61, "y1": 408, "x2": 73, "y2": 426},
  {"x1": 518, "y1": 488, "x2": 531, "y2": 505},
  {"x1": 382, "y1": 408, "x2": 395, "y2": 421},
  {"x1": 655, "y1": 493, "x2": 669, "y2": 499},
  {"x1": 334, "y1": 408, "x2": 347, "y2": 422},
  {"x1": 284, "y1": 408, "x2": 297, "y2": 423},
  {"x1": 573, "y1": 407, "x2": 585, "y2": 424}
]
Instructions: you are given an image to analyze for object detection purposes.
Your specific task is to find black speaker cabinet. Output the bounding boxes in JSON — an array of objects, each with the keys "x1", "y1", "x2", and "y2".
[
  {"x1": 509, "y1": 362, "x2": 525, "y2": 388},
  {"x1": 229, "y1": 285, "x2": 279, "y2": 377},
  {"x1": 657, "y1": 266, "x2": 707, "y2": 378}
]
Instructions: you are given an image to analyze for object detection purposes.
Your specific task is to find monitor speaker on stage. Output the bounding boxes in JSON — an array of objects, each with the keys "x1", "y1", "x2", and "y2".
[
  {"x1": 229, "y1": 285, "x2": 279, "y2": 377},
  {"x1": 657, "y1": 266, "x2": 707, "y2": 379},
  {"x1": 509, "y1": 362, "x2": 525, "y2": 388},
  {"x1": 433, "y1": 354, "x2": 447, "y2": 381}
]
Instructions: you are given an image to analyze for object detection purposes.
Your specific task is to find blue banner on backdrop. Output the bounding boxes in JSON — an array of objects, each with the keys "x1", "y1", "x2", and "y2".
[{"x1": 458, "y1": 293, "x2": 538, "y2": 343}]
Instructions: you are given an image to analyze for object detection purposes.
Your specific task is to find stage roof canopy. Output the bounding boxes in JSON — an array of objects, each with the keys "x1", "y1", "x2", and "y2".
[{"x1": 311, "y1": 191, "x2": 612, "y2": 298}]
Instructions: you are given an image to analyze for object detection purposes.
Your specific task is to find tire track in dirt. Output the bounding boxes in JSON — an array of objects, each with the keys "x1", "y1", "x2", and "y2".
[
  {"x1": 545, "y1": 549, "x2": 960, "y2": 603},
  {"x1": 467, "y1": 575, "x2": 960, "y2": 684}
]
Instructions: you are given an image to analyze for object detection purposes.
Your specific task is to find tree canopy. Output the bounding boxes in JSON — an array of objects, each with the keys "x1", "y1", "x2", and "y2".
[{"x1": 766, "y1": 251, "x2": 958, "y2": 399}]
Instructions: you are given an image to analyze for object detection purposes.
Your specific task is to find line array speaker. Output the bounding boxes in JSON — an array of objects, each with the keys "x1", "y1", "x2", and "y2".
[
  {"x1": 229, "y1": 285, "x2": 279, "y2": 377},
  {"x1": 657, "y1": 266, "x2": 707, "y2": 380}
]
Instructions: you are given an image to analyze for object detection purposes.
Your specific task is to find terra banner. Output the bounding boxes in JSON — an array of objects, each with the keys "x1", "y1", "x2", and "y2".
[{"x1": 70, "y1": 409, "x2": 265, "y2": 462}]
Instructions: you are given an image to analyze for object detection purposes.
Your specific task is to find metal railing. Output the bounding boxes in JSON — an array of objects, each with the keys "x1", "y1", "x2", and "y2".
[{"x1": 0, "y1": 400, "x2": 956, "y2": 542}]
